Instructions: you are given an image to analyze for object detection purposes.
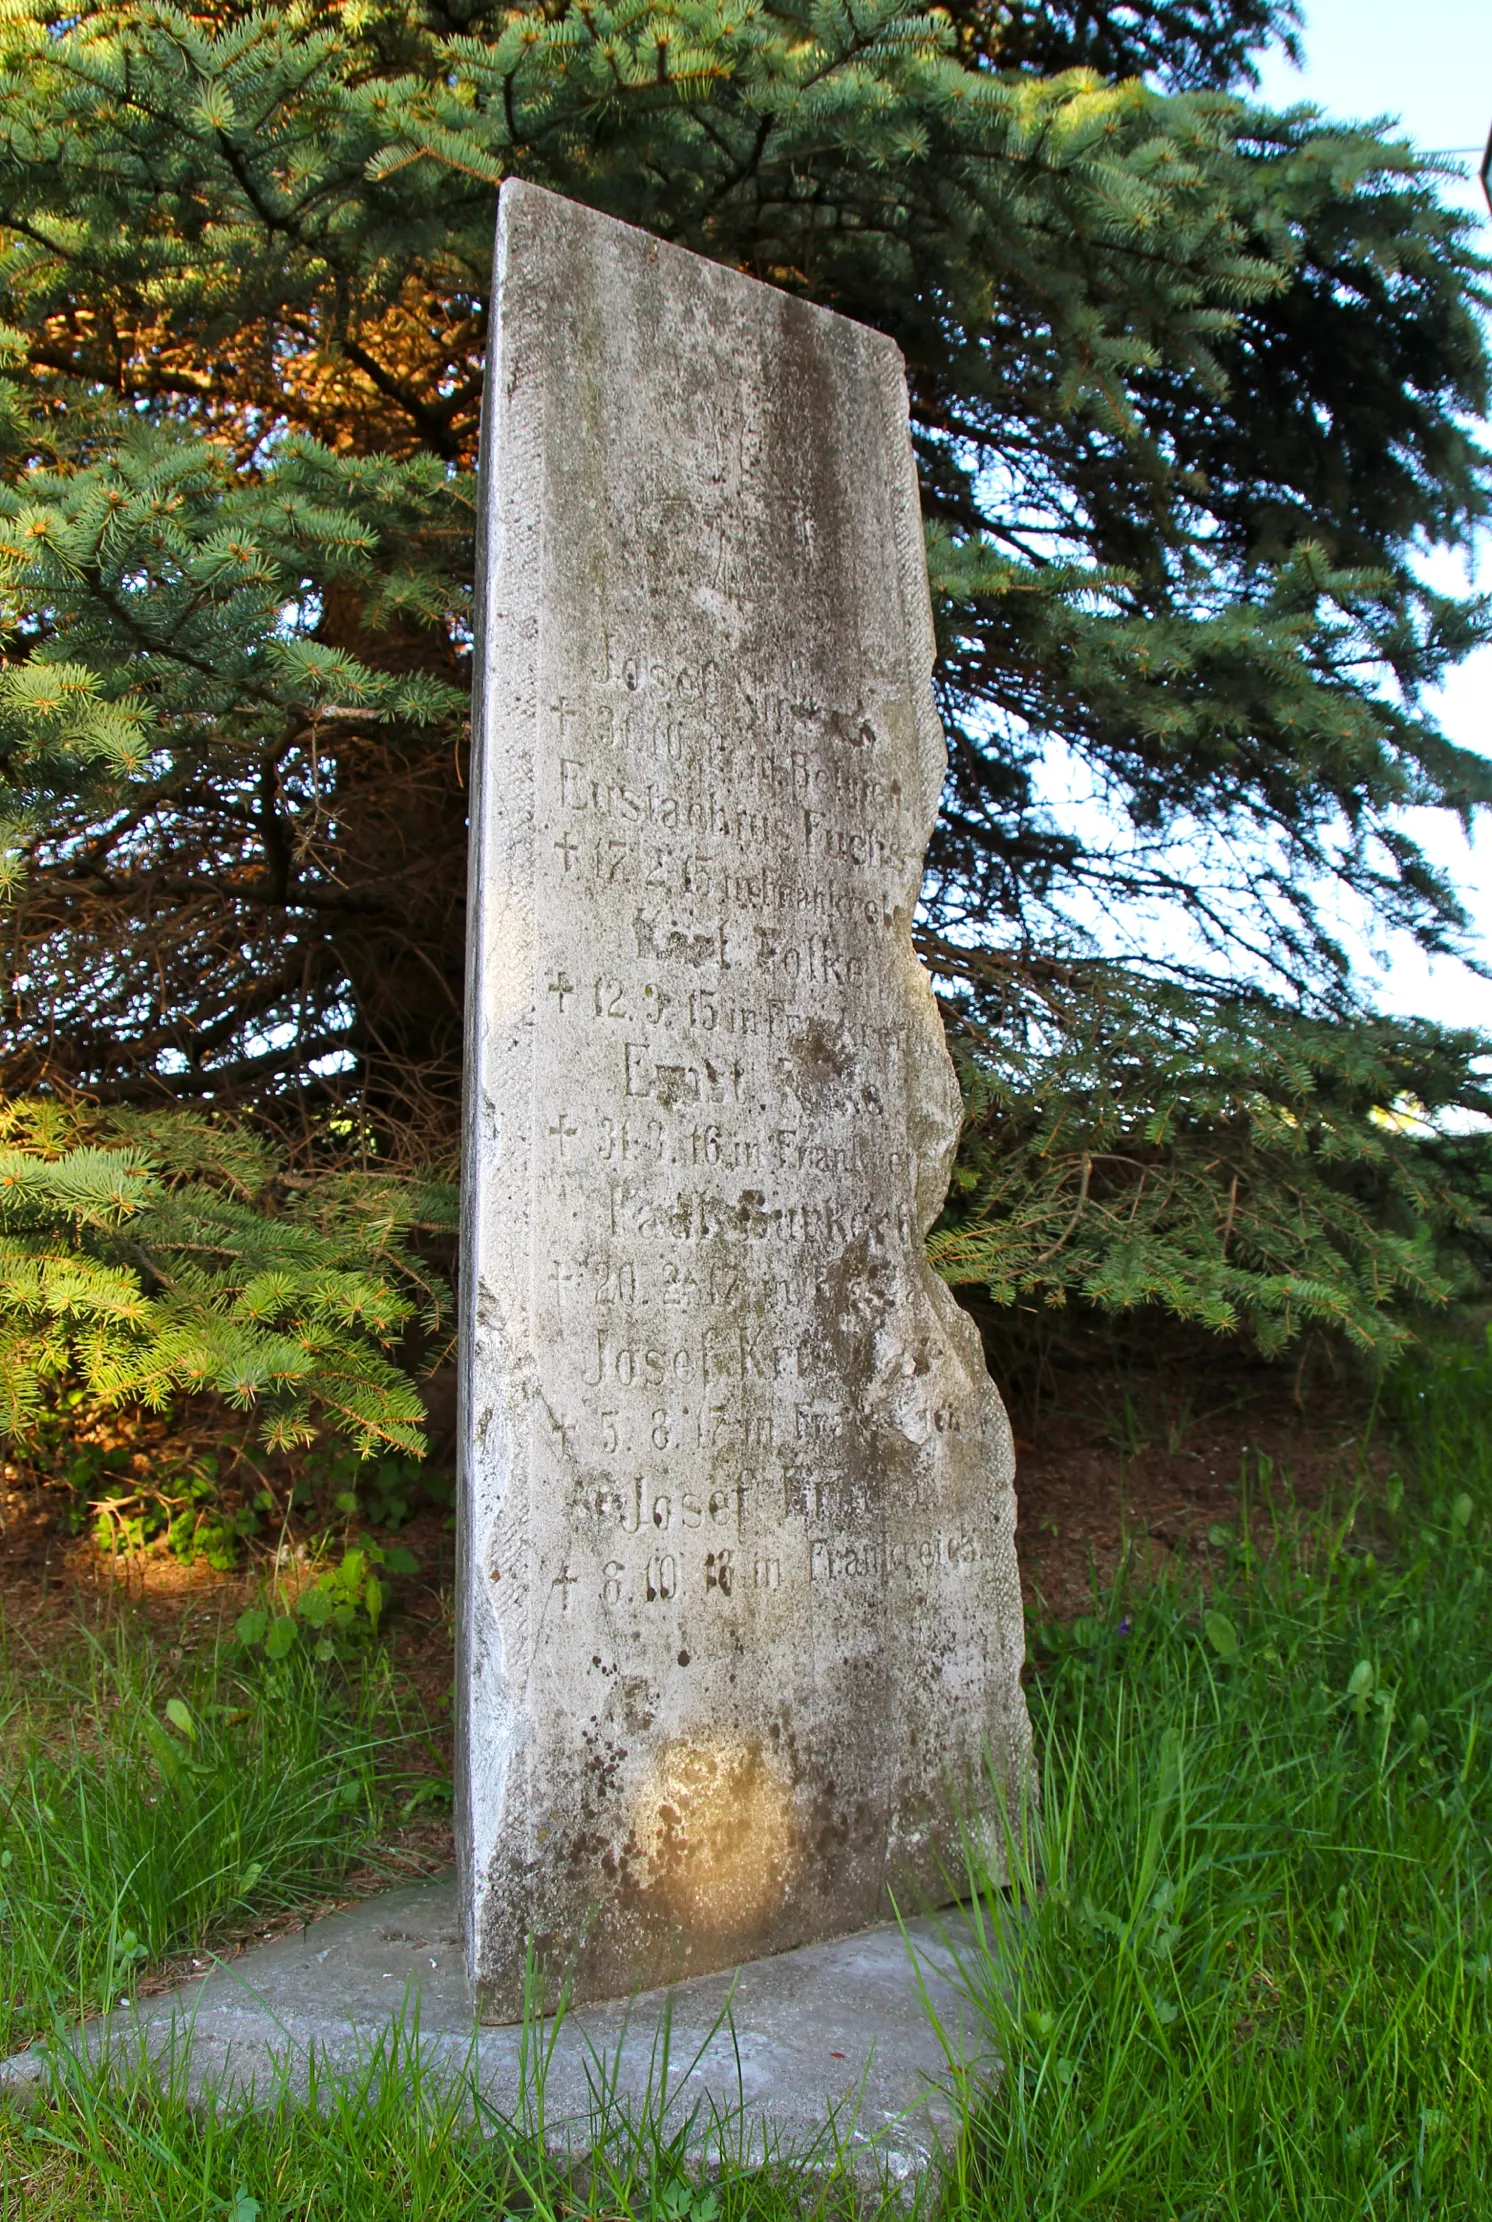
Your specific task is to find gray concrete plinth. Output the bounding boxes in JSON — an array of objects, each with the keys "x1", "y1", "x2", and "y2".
[{"x1": 1, "y1": 1876, "x2": 994, "y2": 2181}]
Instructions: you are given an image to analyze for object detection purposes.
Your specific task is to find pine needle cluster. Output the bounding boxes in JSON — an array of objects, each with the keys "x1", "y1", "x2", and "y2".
[
  {"x1": 930, "y1": 954, "x2": 1492, "y2": 1357},
  {"x1": 0, "y1": 1099, "x2": 453, "y2": 1451}
]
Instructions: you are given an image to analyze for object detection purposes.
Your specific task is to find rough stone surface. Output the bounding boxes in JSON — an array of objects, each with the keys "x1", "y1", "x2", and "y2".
[
  {"x1": 0, "y1": 1877, "x2": 992, "y2": 2183},
  {"x1": 460, "y1": 180, "x2": 1030, "y2": 2021}
]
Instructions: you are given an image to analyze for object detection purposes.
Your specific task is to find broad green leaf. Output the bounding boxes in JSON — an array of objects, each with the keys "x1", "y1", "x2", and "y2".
[
  {"x1": 263, "y1": 1616, "x2": 298, "y2": 1661},
  {"x1": 1204, "y1": 1612, "x2": 1239, "y2": 1661}
]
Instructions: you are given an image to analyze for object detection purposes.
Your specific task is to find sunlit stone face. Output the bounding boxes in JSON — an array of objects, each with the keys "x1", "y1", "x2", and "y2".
[
  {"x1": 458, "y1": 180, "x2": 1032, "y2": 2020},
  {"x1": 631, "y1": 1736, "x2": 797, "y2": 1946}
]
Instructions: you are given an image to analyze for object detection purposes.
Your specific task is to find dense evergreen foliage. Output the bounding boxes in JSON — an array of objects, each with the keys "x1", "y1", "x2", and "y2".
[
  {"x1": 932, "y1": 961, "x2": 1492, "y2": 1356},
  {"x1": 0, "y1": 0, "x2": 1488, "y2": 1441},
  {"x1": 0, "y1": 1099, "x2": 449, "y2": 1449}
]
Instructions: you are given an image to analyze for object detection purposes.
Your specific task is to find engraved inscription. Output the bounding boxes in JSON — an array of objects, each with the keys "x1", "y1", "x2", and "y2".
[{"x1": 459, "y1": 180, "x2": 1029, "y2": 2022}]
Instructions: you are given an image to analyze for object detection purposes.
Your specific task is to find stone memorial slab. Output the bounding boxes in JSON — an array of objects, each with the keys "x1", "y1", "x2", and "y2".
[{"x1": 460, "y1": 180, "x2": 1030, "y2": 2020}]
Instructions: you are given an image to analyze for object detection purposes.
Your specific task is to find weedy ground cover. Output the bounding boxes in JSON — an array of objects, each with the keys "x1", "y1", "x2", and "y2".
[{"x1": 3, "y1": 1339, "x2": 1492, "y2": 2217}]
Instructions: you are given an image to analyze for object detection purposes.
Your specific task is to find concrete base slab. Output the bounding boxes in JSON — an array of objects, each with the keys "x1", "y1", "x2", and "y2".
[{"x1": 1, "y1": 1877, "x2": 994, "y2": 2182}]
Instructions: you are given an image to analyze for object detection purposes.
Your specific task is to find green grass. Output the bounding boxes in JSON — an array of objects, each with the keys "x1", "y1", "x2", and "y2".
[
  {"x1": 4, "y1": 1338, "x2": 1492, "y2": 2216},
  {"x1": 946, "y1": 1343, "x2": 1492, "y2": 2217},
  {"x1": 0, "y1": 1622, "x2": 442, "y2": 2059},
  {"x1": 3, "y1": 2015, "x2": 909, "y2": 2222}
]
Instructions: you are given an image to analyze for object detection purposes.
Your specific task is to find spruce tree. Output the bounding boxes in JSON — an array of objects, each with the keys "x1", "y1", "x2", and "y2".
[{"x1": 0, "y1": 0, "x2": 1488, "y2": 1443}]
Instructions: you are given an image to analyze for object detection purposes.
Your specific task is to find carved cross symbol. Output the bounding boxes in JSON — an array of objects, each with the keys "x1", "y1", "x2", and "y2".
[
  {"x1": 548, "y1": 1111, "x2": 578, "y2": 1156},
  {"x1": 547, "y1": 972, "x2": 575, "y2": 1013},
  {"x1": 551, "y1": 1564, "x2": 578, "y2": 1613},
  {"x1": 554, "y1": 833, "x2": 580, "y2": 873}
]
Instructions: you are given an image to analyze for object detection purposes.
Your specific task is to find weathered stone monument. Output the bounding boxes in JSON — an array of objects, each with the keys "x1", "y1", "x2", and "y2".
[{"x1": 458, "y1": 181, "x2": 1030, "y2": 2021}]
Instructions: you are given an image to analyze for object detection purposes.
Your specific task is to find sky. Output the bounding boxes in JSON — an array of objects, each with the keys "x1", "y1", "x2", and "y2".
[{"x1": 1256, "y1": 0, "x2": 1492, "y2": 1027}]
